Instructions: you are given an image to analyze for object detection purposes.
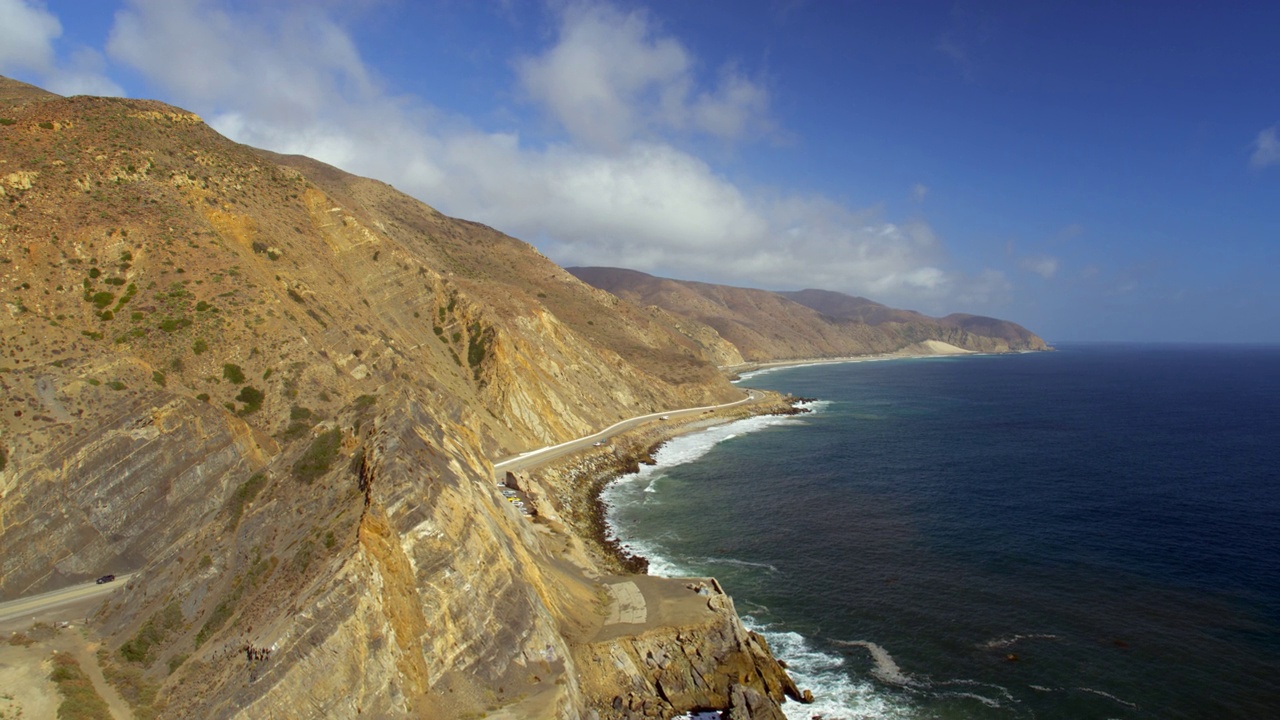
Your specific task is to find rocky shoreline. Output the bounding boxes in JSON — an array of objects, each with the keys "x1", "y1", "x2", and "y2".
[
  {"x1": 522, "y1": 390, "x2": 814, "y2": 719},
  {"x1": 531, "y1": 391, "x2": 805, "y2": 575}
]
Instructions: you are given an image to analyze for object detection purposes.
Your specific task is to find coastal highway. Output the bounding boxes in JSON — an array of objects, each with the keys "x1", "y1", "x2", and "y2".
[
  {"x1": 493, "y1": 390, "x2": 760, "y2": 476},
  {"x1": 2, "y1": 394, "x2": 759, "y2": 623},
  {"x1": 0, "y1": 574, "x2": 135, "y2": 629}
]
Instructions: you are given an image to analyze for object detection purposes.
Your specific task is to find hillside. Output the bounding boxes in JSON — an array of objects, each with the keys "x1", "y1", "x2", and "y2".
[
  {"x1": 568, "y1": 267, "x2": 1049, "y2": 362},
  {"x1": 0, "y1": 77, "x2": 797, "y2": 719}
]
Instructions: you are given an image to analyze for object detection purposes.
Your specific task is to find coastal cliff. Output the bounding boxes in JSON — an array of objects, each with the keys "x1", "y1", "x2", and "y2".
[
  {"x1": 1, "y1": 75, "x2": 1039, "y2": 718},
  {"x1": 568, "y1": 266, "x2": 1049, "y2": 361},
  {"x1": 0, "y1": 76, "x2": 802, "y2": 718}
]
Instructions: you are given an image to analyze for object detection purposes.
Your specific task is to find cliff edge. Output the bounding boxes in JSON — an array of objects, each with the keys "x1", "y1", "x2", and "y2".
[{"x1": 0, "y1": 76, "x2": 804, "y2": 718}]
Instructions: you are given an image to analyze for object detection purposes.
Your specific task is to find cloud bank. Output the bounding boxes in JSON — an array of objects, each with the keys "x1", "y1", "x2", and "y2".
[
  {"x1": 1251, "y1": 125, "x2": 1280, "y2": 169},
  {"x1": 9, "y1": 0, "x2": 1010, "y2": 314},
  {"x1": 0, "y1": 0, "x2": 122, "y2": 96}
]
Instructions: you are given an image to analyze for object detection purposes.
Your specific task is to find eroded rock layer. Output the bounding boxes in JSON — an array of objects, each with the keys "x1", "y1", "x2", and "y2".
[{"x1": 0, "y1": 76, "x2": 804, "y2": 718}]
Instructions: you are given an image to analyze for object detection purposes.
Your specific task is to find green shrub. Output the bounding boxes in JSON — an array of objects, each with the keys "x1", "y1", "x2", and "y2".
[
  {"x1": 323, "y1": 530, "x2": 336, "y2": 549},
  {"x1": 293, "y1": 428, "x2": 341, "y2": 483},
  {"x1": 192, "y1": 338, "x2": 207, "y2": 355},
  {"x1": 107, "y1": 380, "x2": 126, "y2": 391},
  {"x1": 194, "y1": 592, "x2": 238, "y2": 648},
  {"x1": 467, "y1": 326, "x2": 488, "y2": 369},
  {"x1": 49, "y1": 652, "x2": 112, "y2": 718},
  {"x1": 227, "y1": 472, "x2": 266, "y2": 528},
  {"x1": 290, "y1": 540, "x2": 314, "y2": 574},
  {"x1": 118, "y1": 602, "x2": 183, "y2": 664},
  {"x1": 151, "y1": 371, "x2": 165, "y2": 387},
  {"x1": 222, "y1": 363, "x2": 245, "y2": 384},
  {"x1": 88, "y1": 267, "x2": 101, "y2": 279},
  {"x1": 113, "y1": 283, "x2": 137, "y2": 311},
  {"x1": 235, "y1": 385, "x2": 263, "y2": 414},
  {"x1": 91, "y1": 291, "x2": 115, "y2": 308},
  {"x1": 195, "y1": 393, "x2": 209, "y2": 403},
  {"x1": 38, "y1": 121, "x2": 53, "y2": 130},
  {"x1": 289, "y1": 405, "x2": 313, "y2": 421},
  {"x1": 0, "y1": 118, "x2": 14, "y2": 126},
  {"x1": 281, "y1": 421, "x2": 311, "y2": 441},
  {"x1": 0, "y1": 445, "x2": 6, "y2": 471},
  {"x1": 158, "y1": 317, "x2": 191, "y2": 333}
]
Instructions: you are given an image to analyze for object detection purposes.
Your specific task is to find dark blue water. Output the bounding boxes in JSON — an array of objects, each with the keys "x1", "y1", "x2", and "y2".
[{"x1": 603, "y1": 344, "x2": 1280, "y2": 718}]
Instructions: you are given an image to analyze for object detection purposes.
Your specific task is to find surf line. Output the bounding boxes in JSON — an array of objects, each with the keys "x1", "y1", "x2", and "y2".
[{"x1": 832, "y1": 640, "x2": 912, "y2": 686}]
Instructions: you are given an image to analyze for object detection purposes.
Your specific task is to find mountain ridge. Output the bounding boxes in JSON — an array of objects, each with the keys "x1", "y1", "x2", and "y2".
[
  {"x1": 0, "y1": 75, "x2": 1042, "y2": 719},
  {"x1": 568, "y1": 266, "x2": 1048, "y2": 363}
]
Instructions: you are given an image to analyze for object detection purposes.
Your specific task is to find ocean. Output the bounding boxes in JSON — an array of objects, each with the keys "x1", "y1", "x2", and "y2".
[{"x1": 601, "y1": 343, "x2": 1280, "y2": 719}]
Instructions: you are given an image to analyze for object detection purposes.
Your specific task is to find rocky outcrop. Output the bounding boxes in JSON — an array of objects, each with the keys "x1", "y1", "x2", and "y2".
[
  {"x1": 575, "y1": 582, "x2": 801, "y2": 720},
  {"x1": 0, "y1": 76, "x2": 809, "y2": 719}
]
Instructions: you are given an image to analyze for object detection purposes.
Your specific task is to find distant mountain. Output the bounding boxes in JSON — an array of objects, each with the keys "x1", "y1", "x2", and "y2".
[{"x1": 568, "y1": 268, "x2": 1049, "y2": 362}]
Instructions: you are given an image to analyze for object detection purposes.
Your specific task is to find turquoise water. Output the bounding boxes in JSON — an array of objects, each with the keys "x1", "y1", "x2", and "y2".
[{"x1": 602, "y1": 344, "x2": 1280, "y2": 718}]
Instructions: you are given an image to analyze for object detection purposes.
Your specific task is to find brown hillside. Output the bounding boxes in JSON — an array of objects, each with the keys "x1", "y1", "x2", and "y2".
[
  {"x1": 0, "y1": 79, "x2": 803, "y2": 719},
  {"x1": 569, "y1": 267, "x2": 1049, "y2": 362}
]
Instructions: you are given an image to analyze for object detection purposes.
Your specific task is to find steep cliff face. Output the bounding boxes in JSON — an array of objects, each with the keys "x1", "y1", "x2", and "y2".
[
  {"x1": 0, "y1": 79, "x2": 738, "y2": 591},
  {"x1": 0, "y1": 77, "x2": 806, "y2": 718},
  {"x1": 569, "y1": 267, "x2": 1049, "y2": 361},
  {"x1": 122, "y1": 394, "x2": 597, "y2": 718}
]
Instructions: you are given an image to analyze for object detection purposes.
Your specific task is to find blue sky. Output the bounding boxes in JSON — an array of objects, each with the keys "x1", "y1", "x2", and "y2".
[{"x1": 2, "y1": 1, "x2": 1278, "y2": 342}]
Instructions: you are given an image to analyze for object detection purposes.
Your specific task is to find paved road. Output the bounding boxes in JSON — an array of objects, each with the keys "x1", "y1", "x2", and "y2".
[
  {"x1": 0, "y1": 574, "x2": 134, "y2": 627},
  {"x1": 493, "y1": 390, "x2": 759, "y2": 476},
  {"x1": 0, "y1": 393, "x2": 761, "y2": 627}
]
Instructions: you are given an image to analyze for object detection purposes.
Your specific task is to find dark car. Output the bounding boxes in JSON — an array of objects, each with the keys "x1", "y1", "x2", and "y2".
[{"x1": 95, "y1": 574, "x2": 115, "y2": 584}]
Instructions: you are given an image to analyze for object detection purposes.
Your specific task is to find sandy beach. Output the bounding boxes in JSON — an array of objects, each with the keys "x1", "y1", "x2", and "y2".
[{"x1": 721, "y1": 340, "x2": 978, "y2": 378}]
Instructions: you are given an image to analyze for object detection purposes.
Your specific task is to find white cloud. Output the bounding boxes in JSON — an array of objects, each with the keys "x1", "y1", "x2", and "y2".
[
  {"x1": 95, "y1": 0, "x2": 1004, "y2": 315},
  {"x1": 516, "y1": 3, "x2": 770, "y2": 150},
  {"x1": 1250, "y1": 125, "x2": 1280, "y2": 169},
  {"x1": 1019, "y1": 255, "x2": 1060, "y2": 279},
  {"x1": 0, "y1": 0, "x2": 123, "y2": 96},
  {"x1": 912, "y1": 183, "x2": 929, "y2": 202},
  {"x1": 0, "y1": 0, "x2": 59, "y2": 72}
]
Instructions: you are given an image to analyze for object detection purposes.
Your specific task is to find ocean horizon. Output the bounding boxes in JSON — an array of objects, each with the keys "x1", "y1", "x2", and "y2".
[{"x1": 603, "y1": 342, "x2": 1280, "y2": 718}]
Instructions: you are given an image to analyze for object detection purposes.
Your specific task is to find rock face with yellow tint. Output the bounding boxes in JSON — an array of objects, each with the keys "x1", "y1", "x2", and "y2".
[{"x1": 0, "y1": 74, "x2": 1037, "y2": 718}]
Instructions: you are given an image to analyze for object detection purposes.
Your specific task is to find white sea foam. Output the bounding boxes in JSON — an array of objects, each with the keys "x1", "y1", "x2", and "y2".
[
  {"x1": 693, "y1": 556, "x2": 780, "y2": 573},
  {"x1": 978, "y1": 633, "x2": 1060, "y2": 649},
  {"x1": 758, "y1": 628, "x2": 916, "y2": 720},
  {"x1": 935, "y1": 691, "x2": 1002, "y2": 708},
  {"x1": 832, "y1": 640, "x2": 912, "y2": 686},
  {"x1": 1075, "y1": 686, "x2": 1138, "y2": 709},
  {"x1": 600, "y1": 404, "x2": 923, "y2": 718},
  {"x1": 600, "y1": 411, "x2": 812, "y2": 516}
]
